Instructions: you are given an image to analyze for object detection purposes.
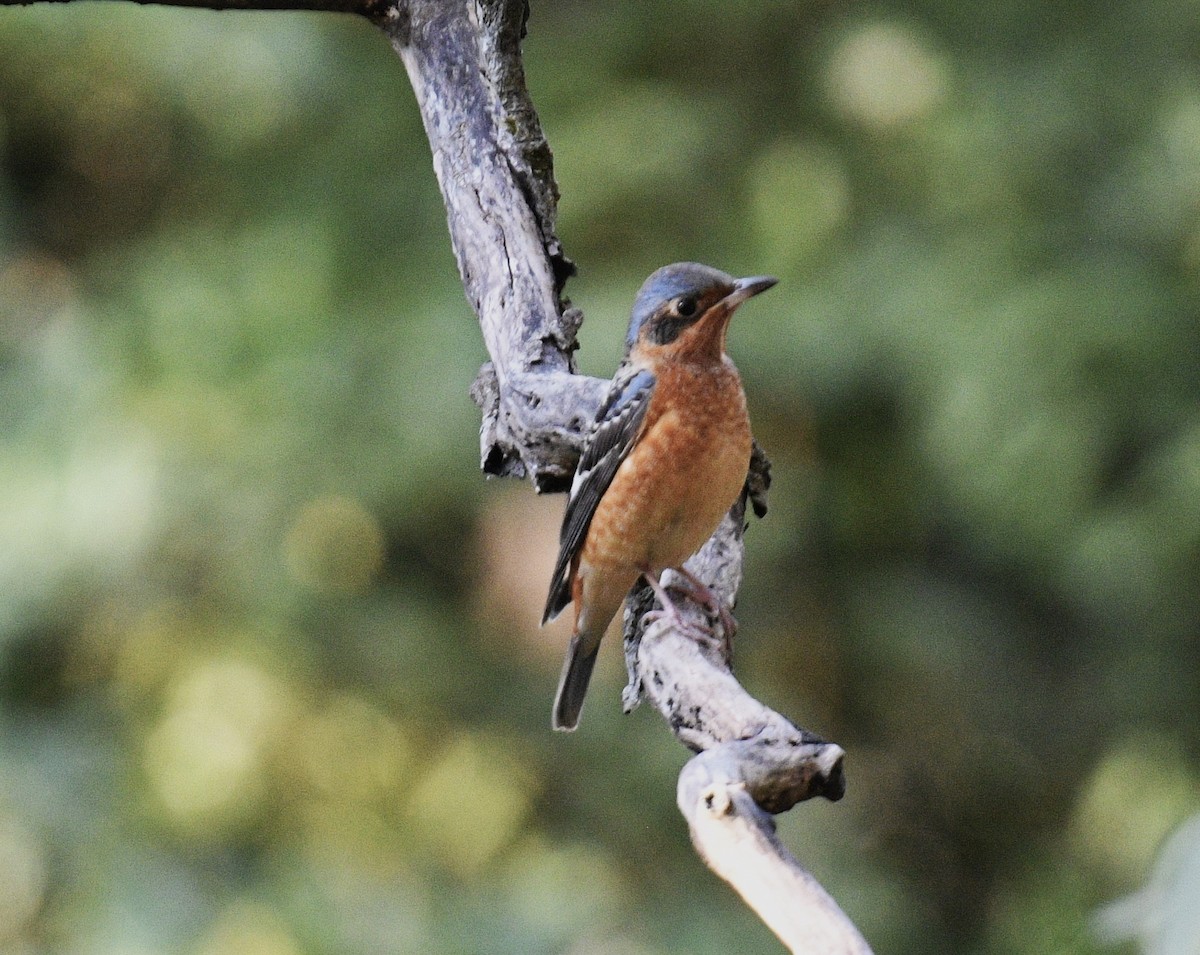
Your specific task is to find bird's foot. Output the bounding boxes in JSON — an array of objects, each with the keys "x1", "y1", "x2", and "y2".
[
  {"x1": 668, "y1": 566, "x2": 738, "y2": 642},
  {"x1": 642, "y1": 571, "x2": 700, "y2": 630},
  {"x1": 641, "y1": 569, "x2": 731, "y2": 664},
  {"x1": 640, "y1": 604, "x2": 704, "y2": 638}
]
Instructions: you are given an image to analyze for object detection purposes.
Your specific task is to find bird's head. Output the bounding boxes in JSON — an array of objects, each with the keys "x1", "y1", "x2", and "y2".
[{"x1": 625, "y1": 262, "x2": 777, "y2": 364}]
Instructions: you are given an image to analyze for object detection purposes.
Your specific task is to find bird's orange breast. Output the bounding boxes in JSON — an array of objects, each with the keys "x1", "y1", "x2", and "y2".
[{"x1": 581, "y1": 358, "x2": 751, "y2": 575}]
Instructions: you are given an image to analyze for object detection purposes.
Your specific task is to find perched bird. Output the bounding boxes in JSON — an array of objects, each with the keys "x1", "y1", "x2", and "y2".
[{"x1": 542, "y1": 262, "x2": 777, "y2": 730}]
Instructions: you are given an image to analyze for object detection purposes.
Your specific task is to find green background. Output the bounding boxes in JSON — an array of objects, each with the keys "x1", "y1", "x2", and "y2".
[{"x1": 1, "y1": 1, "x2": 1199, "y2": 952}]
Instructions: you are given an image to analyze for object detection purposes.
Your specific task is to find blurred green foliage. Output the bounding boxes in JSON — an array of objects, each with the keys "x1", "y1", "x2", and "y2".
[{"x1": 1, "y1": 1, "x2": 1199, "y2": 953}]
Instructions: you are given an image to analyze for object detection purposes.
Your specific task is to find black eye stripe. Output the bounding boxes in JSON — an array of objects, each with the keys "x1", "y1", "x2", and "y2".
[{"x1": 645, "y1": 315, "x2": 692, "y2": 346}]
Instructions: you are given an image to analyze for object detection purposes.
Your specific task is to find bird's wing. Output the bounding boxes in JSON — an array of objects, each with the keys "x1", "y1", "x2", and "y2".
[{"x1": 542, "y1": 366, "x2": 657, "y2": 624}]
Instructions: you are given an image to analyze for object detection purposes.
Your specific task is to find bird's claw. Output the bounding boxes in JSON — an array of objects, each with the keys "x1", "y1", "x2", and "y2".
[
  {"x1": 642, "y1": 606, "x2": 705, "y2": 638},
  {"x1": 667, "y1": 569, "x2": 738, "y2": 641},
  {"x1": 641, "y1": 568, "x2": 734, "y2": 665},
  {"x1": 698, "y1": 624, "x2": 734, "y2": 667},
  {"x1": 642, "y1": 606, "x2": 732, "y2": 666}
]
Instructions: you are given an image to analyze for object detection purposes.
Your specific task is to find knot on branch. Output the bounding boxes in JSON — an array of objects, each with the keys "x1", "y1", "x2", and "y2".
[
  {"x1": 470, "y1": 363, "x2": 608, "y2": 491},
  {"x1": 746, "y1": 439, "x2": 772, "y2": 519},
  {"x1": 692, "y1": 735, "x2": 846, "y2": 815},
  {"x1": 681, "y1": 734, "x2": 846, "y2": 824}
]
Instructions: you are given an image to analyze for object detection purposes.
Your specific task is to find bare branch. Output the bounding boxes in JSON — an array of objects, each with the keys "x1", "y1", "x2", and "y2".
[
  {"x1": 383, "y1": 0, "x2": 606, "y2": 490},
  {"x1": 680, "y1": 762, "x2": 872, "y2": 955},
  {"x1": 621, "y1": 473, "x2": 872, "y2": 953}
]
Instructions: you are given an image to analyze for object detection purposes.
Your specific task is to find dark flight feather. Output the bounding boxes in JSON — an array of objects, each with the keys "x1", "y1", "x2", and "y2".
[{"x1": 542, "y1": 366, "x2": 657, "y2": 624}]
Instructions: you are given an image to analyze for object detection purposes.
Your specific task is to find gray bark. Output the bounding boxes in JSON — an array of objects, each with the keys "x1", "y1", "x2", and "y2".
[{"x1": 385, "y1": 0, "x2": 609, "y2": 491}]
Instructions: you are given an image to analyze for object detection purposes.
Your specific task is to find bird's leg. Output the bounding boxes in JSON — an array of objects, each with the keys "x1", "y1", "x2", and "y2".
[
  {"x1": 668, "y1": 566, "x2": 738, "y2": 642},
  {"x1": 639, "y1": 569, "x2": 696, "y2": 633},
  {"x1": 641, "y1": 569, "x2": 730, "y2": 663}
]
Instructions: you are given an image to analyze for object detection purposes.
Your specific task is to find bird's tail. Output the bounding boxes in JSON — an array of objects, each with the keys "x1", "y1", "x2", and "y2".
[{"x1": 552, "y1": 631, "x2": 601, "y2": 731}]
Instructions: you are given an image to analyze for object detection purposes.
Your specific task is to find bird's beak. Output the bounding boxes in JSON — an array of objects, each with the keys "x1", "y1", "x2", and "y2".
[{"x1": 725, "y1": 275, "x2": 778, "y2": 308}]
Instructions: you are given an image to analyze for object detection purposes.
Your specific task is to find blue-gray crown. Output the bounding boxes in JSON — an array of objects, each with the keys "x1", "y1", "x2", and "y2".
[{"x1": 625, "y1": 262, "x2": 736, "y2": 351}]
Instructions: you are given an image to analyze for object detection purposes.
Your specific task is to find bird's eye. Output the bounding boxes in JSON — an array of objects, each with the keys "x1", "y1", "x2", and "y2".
[{"x1": 676, "y1": 296, "x2": 698, "y2": 317}]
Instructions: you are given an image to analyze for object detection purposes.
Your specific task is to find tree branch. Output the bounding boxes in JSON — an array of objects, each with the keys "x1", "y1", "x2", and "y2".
[
  {"x1": 382, "y1": 0, "x2": 611, "y2": 490},
  {"x1": 622, "y1": 493, "x2": 869, "y2": 953},
  {"x1": 679, "y1": 759, "x2": 871, "y2": 955}
]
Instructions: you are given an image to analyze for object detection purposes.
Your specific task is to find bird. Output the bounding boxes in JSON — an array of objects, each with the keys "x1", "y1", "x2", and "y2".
[{"x1": 542, "y1": 262, "x2": 777, "y2": 730}]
